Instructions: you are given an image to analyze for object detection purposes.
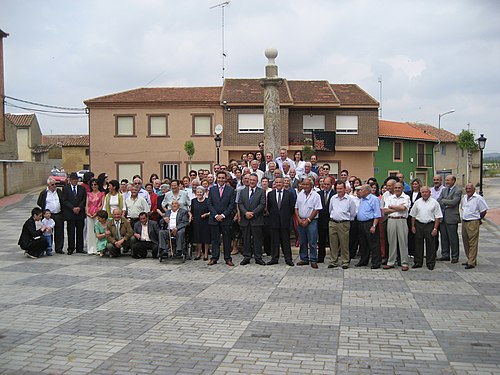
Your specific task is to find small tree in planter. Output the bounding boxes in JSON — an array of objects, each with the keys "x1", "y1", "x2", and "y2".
[
  {"x1": 184, "y1": 140, "x2": 195, "y2": 171},
  {"x1": 302, "y1": 138, "x2": 315, "y2": 161}
]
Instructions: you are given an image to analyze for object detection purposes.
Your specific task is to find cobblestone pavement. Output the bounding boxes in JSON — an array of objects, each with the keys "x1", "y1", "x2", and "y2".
[{"x1": 1, "y1": 193, "x2": 499, "y2": 374}]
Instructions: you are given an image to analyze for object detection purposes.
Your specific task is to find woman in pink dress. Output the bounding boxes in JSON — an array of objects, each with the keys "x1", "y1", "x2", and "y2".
[{"x1": 85, "y1": 178, "x2": 105, "y2": 255}]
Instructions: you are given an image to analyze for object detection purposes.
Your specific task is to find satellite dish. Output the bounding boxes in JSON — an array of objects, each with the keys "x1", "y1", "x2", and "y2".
[{"x1": 215, "y1": 124, "x2": 223, "y2": 135}]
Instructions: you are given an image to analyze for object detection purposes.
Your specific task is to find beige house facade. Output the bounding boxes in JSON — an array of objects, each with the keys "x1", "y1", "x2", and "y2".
[
  {"x1": 85, "y1": 79, "x2": 379, "y2": 181},
  {"x1": 412, "y1": 124, "x2": 480, "y2": 187},
  {"x1": 42, "y1": 135, "x2": 90, "y2": 173}
]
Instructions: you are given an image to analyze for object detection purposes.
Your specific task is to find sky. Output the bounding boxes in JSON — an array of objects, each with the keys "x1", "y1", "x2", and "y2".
[{"x1": 2, "y1": 0, "x2": 500, "y2": 152}]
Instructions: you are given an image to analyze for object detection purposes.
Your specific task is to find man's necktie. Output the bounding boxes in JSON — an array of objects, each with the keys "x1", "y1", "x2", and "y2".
[
  {"x1": 219, "y1": 186, "x2": 224, "y2": 198},
  {"x1": 250, "y1": 188, "x2": 254, "y2": 201},
  {"x1": 73, "y1": 186, "x2": 77, "y2": 198},
  {"x1": 277, "y1": 190, "x2": 282, "y2": 209},
  {"x1": 115, "y1": 221, "x2": 121, "y2": 240}
]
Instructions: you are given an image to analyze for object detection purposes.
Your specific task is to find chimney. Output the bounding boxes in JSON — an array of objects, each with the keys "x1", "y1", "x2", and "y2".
[{"x1": 0, "y1": 29, "x2": 9, "y2": 142}]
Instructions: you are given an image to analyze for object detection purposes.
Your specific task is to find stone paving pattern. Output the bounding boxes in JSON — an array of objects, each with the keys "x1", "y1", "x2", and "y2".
[{"x1": 0, "y1": 194, "x2": 499, "y2": 374}]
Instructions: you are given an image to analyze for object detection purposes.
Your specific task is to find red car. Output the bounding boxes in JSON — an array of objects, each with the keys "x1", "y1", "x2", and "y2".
[{"x1": 50, "y1": 171, "x2": 68, "y2": 187}]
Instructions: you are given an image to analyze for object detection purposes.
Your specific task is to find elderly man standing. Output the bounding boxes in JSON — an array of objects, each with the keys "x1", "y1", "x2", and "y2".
[
  {"x1": 410, "y1": 186, "x2": 442, "y2": 270},
  {"x1": 275, "y1": 148, "x2": 295, "y2": 171},
  {"x1": 318, "y1": 176, "x2": 335, "y2": 263},
  {"x1": 295, "y1": 178, "x2": 322, "y2": 269},
  {"x1": 62, "y1": 172, "x2": 87, "y2": 254},
  {"x1": 106, "y1": 208, "x2": 134, "y2": 257},
  {"x1": 125, "y1": 186, "x2": 150, "y2": 228},
  {"x1": 437, "y1": 175, "x2": 463, "y2": 263},
  {"x1": 132, "y1": 176, "x2": 152, "y2": 210},
  {"x1": 383, "y1": 182, "x2": 411, "y2": 271},
  {"x1": 328, "y1": 181, "x2": 357, "y2": 269},
  {"x1": 355, "y1": 184, "x2": 382, "y2": 269},
  {"x1": 238, "y1": 173, "x2": 266, "y2": 265},
  {"x1": 461, "y1": 183, "x2": 488, "y2": 269},
  {"x1": 38, "y1": 177, "x2": 65, "y2": 254}
]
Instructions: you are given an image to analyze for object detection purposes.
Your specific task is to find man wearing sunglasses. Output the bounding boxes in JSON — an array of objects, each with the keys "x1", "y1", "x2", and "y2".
[{"x1": 37, "y1": 178, "x2": 65, "y2": 254}]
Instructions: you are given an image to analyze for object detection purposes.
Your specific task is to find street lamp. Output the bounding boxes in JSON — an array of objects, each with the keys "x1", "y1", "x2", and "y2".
[
  {"x1": 435, "y1": 109, "x2": 455, "y2": 173},
  {"x1": 477, "y1": 133, "x2": 487, "y2": 196},
  {"x1": 214, "y1": 134, "x2": 222, "y2": 165}
]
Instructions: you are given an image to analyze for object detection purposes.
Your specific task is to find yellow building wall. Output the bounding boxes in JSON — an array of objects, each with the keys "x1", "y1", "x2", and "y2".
[{"x1": 62, "y1": 147, "x2": 89, "y2": 173}]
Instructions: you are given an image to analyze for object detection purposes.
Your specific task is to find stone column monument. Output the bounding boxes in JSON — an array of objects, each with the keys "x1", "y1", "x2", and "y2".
[{"x1": 260, "y1": 48, "x2": 283, "y2": 159}]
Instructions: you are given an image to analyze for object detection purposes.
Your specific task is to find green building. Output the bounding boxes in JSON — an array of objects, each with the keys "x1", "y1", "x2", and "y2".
[{"x1": 374, "y1": 120, "x2": 438, "y2": 186}]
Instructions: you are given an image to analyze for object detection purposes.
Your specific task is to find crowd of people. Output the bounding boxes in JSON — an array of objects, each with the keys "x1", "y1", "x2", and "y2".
[{"x1": 19, "y1": 145, "x2": 489, "y2": 271}]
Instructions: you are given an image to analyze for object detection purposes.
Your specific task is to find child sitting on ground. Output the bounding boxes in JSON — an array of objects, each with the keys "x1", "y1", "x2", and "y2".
[{"x1": 41, "y1": 209, "x2": 55, "y2": 256}]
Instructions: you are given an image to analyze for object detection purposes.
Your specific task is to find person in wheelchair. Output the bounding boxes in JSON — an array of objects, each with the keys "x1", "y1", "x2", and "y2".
[
  {"x1": 131, "y1": 212, "x2": 160, "y2": 259},
  {"x1": 159, "y1": 200, "x2": 189, "y2": 258}
]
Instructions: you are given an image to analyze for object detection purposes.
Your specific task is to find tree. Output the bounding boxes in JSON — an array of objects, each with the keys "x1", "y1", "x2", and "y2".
[
  {"x1": 184, "y1": 140, "x2": 195, "y2": 171},
  {"x1": 302, "y1": 138, "x2": 315, "y2": 161},
  {"x1": 457, "y1": 129, "x2": 478, "y2": 182}
]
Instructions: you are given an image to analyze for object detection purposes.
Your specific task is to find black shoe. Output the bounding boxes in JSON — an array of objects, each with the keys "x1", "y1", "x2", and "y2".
[
  {"x1": 371, "y1": 265, "x2": 381, "y2": 269},
  {"x1": 412, "y1": 264, "x2": 422, "y2": 269},
  {"x1": 451, "y1": 259, "x2": 459, "y2": 264},
  {"x1": 55, "y1": 250, "x2": 63, "y2": 254},
  {"x1": 67, "y1": 251, "x2": 73, "y2": 255},
  {"x1": 465, "y1": 264, "x2": 475, "y2": 269},
  {"x1": 266, "y1": 260, "x2": 278, "y2": 265},
  {"x1": 255, "y1": 259, "x2": 266, "y2": 266},
  {"x1": 427, "y1": 264, "x2": 435, "y2": 270},
  {"x1": 328, "y1": 264, "x2": 338, "y2": 269},
  {"x1": 342, "y1": 265, "x2": 349, "y2": 269},
  {"x1": 437, "y1": 257, "x2": 450, "y2": 261},
  {"x1": 461, "y1": 262, "x2": 468, "y2": 266},
  {"x1": 355, "y1": 263, "x2": 367, "y2": 267},
  {"x1": 296, "y1": 260, "x2": 309, "y2": 266},
  {"x1": 317, "y1": 259, "x2": 325, "y2": 264},
  {"x1": 240, "y1": 258, "x2": 250, "y2": 265},
  {"x1": 76, "y1": 250, "x2": 86, "y2": 254},
  {"x1": 285, "y1": 261, "x2": 294, "y2": 267}
]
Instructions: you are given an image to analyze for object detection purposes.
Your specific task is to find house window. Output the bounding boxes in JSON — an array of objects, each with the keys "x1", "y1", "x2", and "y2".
[
  {"x1": 162, "y1": 163, "x2": 179, "y2": 180},
  {"x1": 238, "y1": 114, "x2": 264, "y2": 133},
  {"x1": 393, "y1": 141, "x2": 403, "y2": 161},
  {"x1": 388, "y1": 170, "x2": 399, "y2": 178},
  {"x1": 85, "y1": 148, "x2": 90, "y2": 156},
  {"x1": 417, "y1": 143, "x2": 426, "y2": 167},
  {"x1": 149, "y1": 115, "x2": 168, "y2": 137},
  {"x1": 336, "y1": 115, "x2": 358, "y2": 134},
  {"x1": 117, "y1": 163, "x2": 142, "y2": 182},
  {"x1": 193, "y1": 115, "x2": 212, "y2": 136},
  {"x1": 34, "y1": 154, "x2": 42, "y2": 162},
  {"x1": 115, "y1": 116, "x2": 135, "y2": 136},
  {"x1": 190, "y1": 162, "x2": 213, "y2": 175},
  {"x1": 303, "y1": 115, "x2": 325, "y2": 134},
  {"x1": 440, "y1": 144, "x2": 446, "y2": 155}
]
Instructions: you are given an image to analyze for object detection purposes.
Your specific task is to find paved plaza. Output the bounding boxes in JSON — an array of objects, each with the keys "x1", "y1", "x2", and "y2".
[{"x1": 0, "y1": 191, "x2": 500, "y2": 374}]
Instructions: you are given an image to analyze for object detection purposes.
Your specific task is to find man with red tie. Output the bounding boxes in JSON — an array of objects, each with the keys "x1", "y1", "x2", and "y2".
[{"x1": 207, "y1": 171, "x2": 236, "y2": 266}]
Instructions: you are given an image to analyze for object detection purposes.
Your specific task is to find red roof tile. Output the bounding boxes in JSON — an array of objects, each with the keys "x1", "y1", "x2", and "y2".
[
  {"x1": 85, "y1": 87, "x2": 222, "y2": 105},
  {"x1": 287, "y1": 80, "x2": 339, "y2": 105},
  {"x1": 5, "y1": 113, "x2": 36, "y2": 128},
  {"x1": 330, "y1": 84, "x2": 379, "y2": 106},
  {"x1": 379, "y1": 120, "x2": 438, "y2": 142},
  {"x1": 42, "y1": 135, "x2": 89, "y2": 147},
  {"x1": 221, "y1": 79, "x2": 293, "y2": 105},
  {"x1": 411, "y1": 123, "x2": 457, "y2": 143}
]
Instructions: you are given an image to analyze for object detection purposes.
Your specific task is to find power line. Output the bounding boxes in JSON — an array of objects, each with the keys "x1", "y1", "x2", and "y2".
[
  {"x1": 5, "y1": 101, "x2": 87, "y2": 115},
  {"x1": 3, "y1": 95, "x2": 86, "y2": 111}
]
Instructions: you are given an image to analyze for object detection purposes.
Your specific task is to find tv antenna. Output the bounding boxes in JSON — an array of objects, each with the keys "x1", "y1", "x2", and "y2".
[{"x1": 210, "y1": 1, "x2": 230, "y2": 81}]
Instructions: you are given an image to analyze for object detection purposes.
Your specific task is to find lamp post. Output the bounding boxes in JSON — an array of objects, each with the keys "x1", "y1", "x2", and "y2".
[
  {"x1": 435, "y1": 109, "x2": 455, "y2": 174},
  {"x1": 214, "y1": 134, "x2": 222, "y2": 165},
  {"x1": 477, "y1": 133, "x2": 487, "y2": 196}
]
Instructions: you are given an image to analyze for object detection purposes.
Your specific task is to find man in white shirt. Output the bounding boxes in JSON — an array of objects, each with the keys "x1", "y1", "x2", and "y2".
[
  {"x1": 131, "y1": 212, "x2": 160, "y2": 259},
  {"x1": 461, "y1": 183, "x2": 488, "y2": 269},
  {"x1": 430, "y1": 174, "x2": 445, "y2": 254},
  {"x1": 328, "y1": 181, "x2": 357, "y2": 269},
  {"x1": 37, "y1": 178, "x2": 65, "y2": 253},
  {"x1": 275, "y1": 148, "x2": 296, "y2": 171},
  {"x1": 410, "y1": 186, "x2": 442, "y2": 270},
  {"x1": 132, "y1": 177, "x2": 152, "y2": 210},
  {"x1": 383, "y1": 182, "x2": 411, "y2": 271},
  {"x1": 125, "y1": 187, "x2": 150, "y2": 228},
  {"x1": 249, "y1": 159, "x2": 264, "y2": 183},
  {"x1": 295, "y1": 178, "x2": 322, "y2": 269}
]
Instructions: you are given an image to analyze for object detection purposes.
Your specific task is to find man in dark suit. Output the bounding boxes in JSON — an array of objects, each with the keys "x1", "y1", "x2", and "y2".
[
  {"x1": 131, "y1": 211, "x2": 160, "y2": 258},
  {"x1": 207, "y1": 171, "x2": 236, "y2": 266},
  {"x1": 18, "y1": 207, "x2": 48, "y2": 258},
  {"x1": 318, "y1": 176, "x2": 335, "y2": 263},
  {"x1": 437, "y1": 175, "x2": 463, "y2": 263},
  {"x1": 266, "y1": 177, "x2": 295, "y2": 266},
  {"x1": 62, "y1": 172, "x2": 86, "y2": 254},
  {"x1": 238, "y1": 173, "x2": 266, "y2": 265},
  {"x1": 37, "y1": 177, "x2": 65, "y2": 253}
]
